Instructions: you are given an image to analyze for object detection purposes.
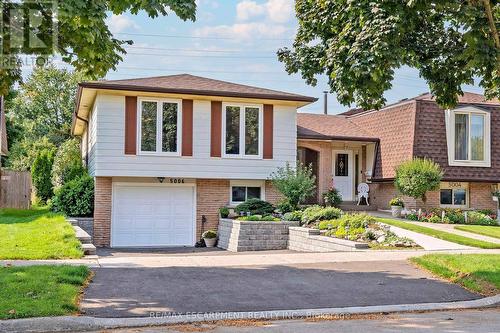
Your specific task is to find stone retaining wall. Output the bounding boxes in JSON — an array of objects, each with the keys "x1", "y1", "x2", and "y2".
[
  {"x1": 288, "y1": 227, "x2": 369, "y2": 252},
  {"x1": 68, "y1": 217, "x2": 94, "y2": 240},
  {"x1": 217, "y1": 219, "x2": 298, "y2": 252}
]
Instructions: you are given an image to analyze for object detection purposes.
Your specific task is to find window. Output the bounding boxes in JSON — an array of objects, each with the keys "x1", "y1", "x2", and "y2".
[
  {"x1": 223, "y1": 104, "x2": 262, "y2": 158},
  {"x1": 446, "y1": 107, "x2": 490, "y2": 167},
  {"x1": 440, "y1": 182, "x2": 468, "y2": 208},
  {"x1": 335, "y1": 153, "x2": 349, "y2": 176},
  {"x1": 138, "y1": 99, "x2": 181, "y2": 155},
  {"x1": 230, "y1": 181, "x2": 265, "y2": 204}
]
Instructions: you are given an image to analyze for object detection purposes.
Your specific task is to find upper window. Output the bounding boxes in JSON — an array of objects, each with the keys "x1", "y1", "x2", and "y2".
[
  {"x1": 446, "y1": 107, "x2": 490, "y2": 167},
  {"x1": 138, "y1": 99, "x2": 181, "y2": 155},
  {"x1": 223, "y1": 104, "x2": 262, "y2": 158}
]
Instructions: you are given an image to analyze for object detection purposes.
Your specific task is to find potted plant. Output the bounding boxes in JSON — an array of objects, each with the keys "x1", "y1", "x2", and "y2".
[
  {"x1": 219, "y1": 207, "x2": 230, "y2": 218},
  {"x1": 389, "y1": 197, "x2": 405, "y2": 217},
  {"x1": 202, "y1": 230, "x2": 217, "y2": 247}
]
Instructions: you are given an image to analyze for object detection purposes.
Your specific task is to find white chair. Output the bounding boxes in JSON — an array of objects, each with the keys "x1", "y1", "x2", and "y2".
[{"x1": 357, "y1": 183, "x2": 369, "y2": 206}]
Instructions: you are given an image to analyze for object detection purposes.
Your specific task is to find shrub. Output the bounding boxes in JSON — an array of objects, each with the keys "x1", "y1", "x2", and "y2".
[
  {"x1": 237, "y1": 215, "x2": 280, "y2": 222},
  {"x1": 394, "y1": 158, "x2": 442, "y2": 202},
  {"x1": 31, "y1": 149, "x2": 55, "y2": 203},
  {"x1": 276, "y1": 199, "x2": 294, "y2": 214},
  {"x1": 389, "y1": 197, "x2": 404, "y2": 207},
  {"x1": 301, "y1": 206, "x2": 343, "y2": 224},
  {"x1": 52, "y1": 175, "x2": 94, "y2": 217},
  {"x1": 269, "y1": 162, "x2": 316, "y2": 210},
  {"x1": 323, "y1": 187, "x2": 342, "y2": 206},
  {"x1": 406, "y1": 213, "x2": 419, "y2": 221},
  {"x1": 283, "y1": 210, "x2": 303, "y2": 221},
  {"x1": 318, "y1": 220, "x2": 340, "y2": 230},
  {"x1": 51, "y1": 138, "x2": 86, "y2": 188},
  {"x1": 202, "y1": 230, "x2": 217, "y2": 239},
  {"x1": 428, "y1": 215, "x2": 441, "y2": 223},
  {"x1": 219, "y1": 207, "x2": 230, "y2": 218},
  {"x1": 445, "y1": 209, "x2": 465, "y2": 224},
  {"x1": 234, "y1": 198, "x2": 274, "y2": 216},
  {"x1": 467, "y1": 211, "x2": 497, "y2": 226},
  {"x1": 337, "y1": 213, "x2": 374, "y2": 229}
]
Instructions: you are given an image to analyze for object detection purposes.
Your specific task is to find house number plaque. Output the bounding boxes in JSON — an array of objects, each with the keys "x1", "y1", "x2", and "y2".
[{"x1": 169, "y1": 178, "x2": 185, "y2": 184}]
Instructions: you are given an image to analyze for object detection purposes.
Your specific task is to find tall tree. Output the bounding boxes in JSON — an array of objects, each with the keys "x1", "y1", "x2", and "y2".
[
  {"x1": 278, "y1": 1, "x2": 500, "y2": 110},
  {"x1": 0, "y1": 0, "x2": 196, "y2": 95}
]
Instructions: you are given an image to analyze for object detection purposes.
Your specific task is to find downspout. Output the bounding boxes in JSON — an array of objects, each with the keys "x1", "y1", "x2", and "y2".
[{"x1": 75, "y1": 115, "x2": 89, "y2": 167}]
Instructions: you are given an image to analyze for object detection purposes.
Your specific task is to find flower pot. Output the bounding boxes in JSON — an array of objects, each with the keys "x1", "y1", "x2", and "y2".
[
  {"x1": 204, "y1": 237, "x2": 217, "y2": 247},
  {"x1": 391, "y1": 206, "x2": 403, "y2": 218}
]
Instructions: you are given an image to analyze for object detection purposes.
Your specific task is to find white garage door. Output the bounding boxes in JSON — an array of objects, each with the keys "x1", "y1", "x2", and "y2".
[{"x1": 112, "y1": 184, "x2": 195, "y2": 247}]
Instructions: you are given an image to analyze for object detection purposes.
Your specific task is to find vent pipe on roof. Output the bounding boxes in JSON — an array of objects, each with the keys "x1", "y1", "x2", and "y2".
[{"x1": 323, "y1": 91, "x2": 328, "y2": 115}]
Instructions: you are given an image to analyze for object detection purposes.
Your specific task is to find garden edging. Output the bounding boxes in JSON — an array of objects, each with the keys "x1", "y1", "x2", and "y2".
[{"x1": 288, "y1": 227, "x2": 369, "y2": 252}]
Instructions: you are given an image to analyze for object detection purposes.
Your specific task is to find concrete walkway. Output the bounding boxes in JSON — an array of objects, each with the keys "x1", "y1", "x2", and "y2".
[{"x1": 405, "y1": 220, "x2": 500, "y2": 244}]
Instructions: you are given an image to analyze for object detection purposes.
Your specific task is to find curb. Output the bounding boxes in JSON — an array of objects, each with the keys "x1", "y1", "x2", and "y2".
[{"x1": 2, "y1": 295, "x2": 499, "y2": 333}]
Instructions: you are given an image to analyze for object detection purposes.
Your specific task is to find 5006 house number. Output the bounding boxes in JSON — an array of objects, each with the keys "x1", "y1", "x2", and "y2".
[{"x1": 169, "y1": 178, "x2": 185, "y2": 184}]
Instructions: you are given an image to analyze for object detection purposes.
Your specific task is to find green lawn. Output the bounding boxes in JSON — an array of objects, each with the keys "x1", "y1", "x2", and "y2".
[
  {"x1": 411, "y1": 254, "x2": 500, "y2": 295},
  {"x1": 0, "y1": 265, "x2": 90, "y2": 319},
  {"x1": 455, "y1": 225, "x2": 500, "y2": 240},
  {"x1": 0, "y1": 208, "x2": 83, "y2": 259},
  {"x1": 375, "y1": 217, "x2": 500, "y2": 249}
]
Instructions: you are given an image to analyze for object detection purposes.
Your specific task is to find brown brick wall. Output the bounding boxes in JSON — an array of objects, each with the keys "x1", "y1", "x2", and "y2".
[
  {"x1": 265, "y1": 180, "x2": 282, "y2": 205},
  {"x1": 93, "y1": 177, "x2": 112, "y2": 247},
  {"x1": 371, "y1": 181, "x2": 498, "y2": 211},
  {"x1": 196, "y1": 179, "x2": 230, "y2": 240}
]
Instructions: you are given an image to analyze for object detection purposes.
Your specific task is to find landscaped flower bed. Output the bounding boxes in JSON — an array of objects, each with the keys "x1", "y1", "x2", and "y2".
[{"x1": 403, "y1": 208, "x2": 498, "y2": 226}]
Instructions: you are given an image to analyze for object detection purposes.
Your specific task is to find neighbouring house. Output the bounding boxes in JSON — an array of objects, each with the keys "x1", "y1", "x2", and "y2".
[
  {"x1": 298, "y1": 92, "x2": 500, "y2": 211},
  {"x1": 72, "y1": 74, "x2": 316, "y2": 247}
]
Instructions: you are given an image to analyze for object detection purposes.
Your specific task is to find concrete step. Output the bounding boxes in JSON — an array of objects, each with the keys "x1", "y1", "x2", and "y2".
[
  {"x1": 67, "y1": 218, "x2": 78, "y2": 226},
  {"x1": 82, "y1": 243, "x2": 97, "y2": 256},
  {"x1": 73, "y1": 226, "x2": 92, "y2": 244}
]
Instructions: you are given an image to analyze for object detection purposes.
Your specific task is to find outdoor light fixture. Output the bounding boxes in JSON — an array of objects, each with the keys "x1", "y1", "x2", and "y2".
[{"x1": 157, "y1": 177, "x2": 165, "y2": 183}]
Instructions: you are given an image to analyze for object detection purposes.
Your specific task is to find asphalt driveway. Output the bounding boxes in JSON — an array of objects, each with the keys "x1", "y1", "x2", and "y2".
[{"x1": 81, "y1": 260, "x2": 480, "y2": 317}]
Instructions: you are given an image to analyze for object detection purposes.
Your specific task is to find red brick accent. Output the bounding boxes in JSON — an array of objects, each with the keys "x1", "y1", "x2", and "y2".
[
  {"x1": 196, "y1": 179, "x2": 230, "y2": 239},
  {"x1": 93, "y1": 177, "x2": 112, "y2": 247},
  {"x1": 265, "y1": 180, "x2": 282, "y2": 205},
  {"x1": 124, "y1": 96, "x2": 137, "y2": 155},
  {"x1": 263, "y1": 104, "x2": 274, "y2": 159}
]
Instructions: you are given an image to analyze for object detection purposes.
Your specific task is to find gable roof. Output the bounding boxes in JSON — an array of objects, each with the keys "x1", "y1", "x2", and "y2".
[
  {"x1": 79, "y1": 74, "x2": 317, "y2": 103},
  {"x1": 297, "y1": 113, "x2": 379, "y2": 142}
]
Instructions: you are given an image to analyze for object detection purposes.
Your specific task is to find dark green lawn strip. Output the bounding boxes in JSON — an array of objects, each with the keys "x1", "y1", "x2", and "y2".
[
  {"x1": 0, "y1": 265, "x2": 90, "y2": 319},
  {"x1": 454, "y1": 225, "x2": 500, "y2": 240},
  {"x1": 375, "y1": 218, "x2": 500, "y2": 249},
  {"x1": 411, "y1": 254, "x2": 500, "y2": 295}
]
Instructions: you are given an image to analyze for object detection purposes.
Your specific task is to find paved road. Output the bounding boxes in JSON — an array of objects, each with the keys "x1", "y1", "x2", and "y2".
[
  {"x1": 82, "y1": 308, "x2": 500, "y2": 333},
  {"x1": 81, "y1": 260, "x2": 479, "y2": 318}
]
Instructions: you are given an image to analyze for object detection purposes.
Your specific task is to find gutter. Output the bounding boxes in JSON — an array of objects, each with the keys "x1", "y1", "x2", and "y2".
[{"x1": 297, "y1": 135, "x2": 380, "y2": 143}]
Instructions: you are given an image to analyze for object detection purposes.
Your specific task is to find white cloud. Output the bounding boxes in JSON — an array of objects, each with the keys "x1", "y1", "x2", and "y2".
[
  {"x1": 265, "y1": 0, "x2": 294, "y2": 24},
  {"x1": 106, "y1": 14, "x2": 139, "y2": 33},
  {"x1": 194, "y1": 22, "x2": 288, "y2": 40},
  {"x1": 237, "y1": 1, "x2": 265, "y2": 21}
]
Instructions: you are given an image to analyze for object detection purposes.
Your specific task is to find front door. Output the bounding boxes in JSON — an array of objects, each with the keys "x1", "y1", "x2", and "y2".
[{"x1": 332, "y1": 150, "x2": 354, "y2": 201}]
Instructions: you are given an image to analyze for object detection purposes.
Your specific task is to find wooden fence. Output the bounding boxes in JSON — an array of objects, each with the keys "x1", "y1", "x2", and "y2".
[{"x1": 0, "y1": 169, "x2": 32, "y2": 209}]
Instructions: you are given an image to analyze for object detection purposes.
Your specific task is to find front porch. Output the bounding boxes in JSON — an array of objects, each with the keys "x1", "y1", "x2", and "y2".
[{"x1": 297, "y1": 139, "x2": 378, "y2": 206}]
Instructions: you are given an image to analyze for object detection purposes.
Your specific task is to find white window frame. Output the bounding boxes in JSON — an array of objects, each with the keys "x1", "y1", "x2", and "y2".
[
  {"x1": 137, "y1": 97, "x2": 182, "y2": 156},
  {"x1": 445, "y1": 106, "x2": 491, "y2": 167},
  {"x1": 222, "y1": 103, "x2": 264, "y2": 159},
  {"x1": 439, "y1": 182, "x2": 469, "y2": 209},
  {"x1": 229, "y1": 180, "x2": 266, "y2": 206}
]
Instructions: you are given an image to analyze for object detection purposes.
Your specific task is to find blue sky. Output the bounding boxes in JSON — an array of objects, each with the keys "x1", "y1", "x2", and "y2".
[{"x1": 97, "y1": 0, "x2": 483, "y2": 114}]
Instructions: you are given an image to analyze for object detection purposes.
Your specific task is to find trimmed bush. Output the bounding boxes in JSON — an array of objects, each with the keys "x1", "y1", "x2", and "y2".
[
  {"x1": 394, "y1": 158, "x2": 442, "y2": 202},
  {"x1": 51, "y1": 139, "x2": 86, "y2": 188},
  {"x1": 52, "y1": 175, "x2": 94, "y2": 217},
  {"x1": 234, "y1": 198, "x2": 274, "y2": 216},
  {"x1": 283, "y1": 210, "x2": 303, "y2": 221},
  {"x1": 31, "y1": 149, "x2": 55, "y2": 203},
  {"x1": 301, "y1": 206, "x2": 343, "y2": 225},
  {"x1": 237, "y1": 215, "x2": 280, "y2": 222}
]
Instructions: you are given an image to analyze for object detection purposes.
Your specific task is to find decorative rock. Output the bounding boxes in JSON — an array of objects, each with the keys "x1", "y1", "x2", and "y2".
[{"x1": 376, "y1": 235, "x2": 386, "y2": 243}]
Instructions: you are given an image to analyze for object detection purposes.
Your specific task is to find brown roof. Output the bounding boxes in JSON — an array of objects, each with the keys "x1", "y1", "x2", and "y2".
[
  {"x1": 80, "y1": 74, "x2": 317, "y2": 102},
  {"x1": 297, "y1": 113, "x2": 379, "y2": 142}
]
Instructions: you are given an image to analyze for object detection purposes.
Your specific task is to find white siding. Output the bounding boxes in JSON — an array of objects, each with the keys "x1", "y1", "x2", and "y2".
[{"x1": 89, "y1": 94, "x2": 297, "y2": 179}]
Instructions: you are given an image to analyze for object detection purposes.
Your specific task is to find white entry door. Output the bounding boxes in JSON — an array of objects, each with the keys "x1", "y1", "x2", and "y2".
[
  {"x1": 332, "y1": 150, "x2": 354, "y2": 201},
  {"x1": 111, "y1": 184, "x2": 196, "y2": 247}
]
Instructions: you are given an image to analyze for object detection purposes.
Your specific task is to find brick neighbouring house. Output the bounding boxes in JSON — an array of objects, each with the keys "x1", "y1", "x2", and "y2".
[
  {"x1": 72, "y1": 74, "x2": 316, "y2": 247},
  {"x1": 297, "y1": 92, "x2": 500, "y2": 212}
]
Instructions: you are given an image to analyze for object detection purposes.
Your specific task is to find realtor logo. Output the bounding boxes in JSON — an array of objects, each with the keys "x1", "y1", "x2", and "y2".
[{"x1": 0, "y1": 0, "x2": 58, "y2": 67}]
